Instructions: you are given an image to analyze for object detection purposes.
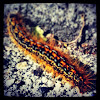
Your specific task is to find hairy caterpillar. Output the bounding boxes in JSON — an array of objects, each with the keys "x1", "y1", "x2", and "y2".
[{"x1": 6, "y1": 12, "x2": 96, "y2": 94}]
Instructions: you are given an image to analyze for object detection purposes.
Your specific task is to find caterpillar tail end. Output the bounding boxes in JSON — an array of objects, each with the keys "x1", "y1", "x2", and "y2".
[{"x1": 79, "y1": 71, "x2": 96, "y2": 94}]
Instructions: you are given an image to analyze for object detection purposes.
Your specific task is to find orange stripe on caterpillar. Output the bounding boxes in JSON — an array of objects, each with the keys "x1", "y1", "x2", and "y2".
[{"x1": 6, "y1": 12, "x2": 96, "y2": 94}]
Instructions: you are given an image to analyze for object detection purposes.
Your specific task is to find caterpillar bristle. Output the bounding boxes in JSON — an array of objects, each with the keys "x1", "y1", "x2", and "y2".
[{"x1": 78, "y1": 70, "x2": 96, "y2": 93}]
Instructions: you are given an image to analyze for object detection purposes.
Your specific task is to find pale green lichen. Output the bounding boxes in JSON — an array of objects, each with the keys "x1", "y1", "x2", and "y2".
[{"x1": 32, "y1": 26, "x2": 47, "y2": 41}]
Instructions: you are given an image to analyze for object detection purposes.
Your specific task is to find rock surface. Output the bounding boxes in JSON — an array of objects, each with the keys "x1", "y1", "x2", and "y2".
[{"x1": 3, "y1": 3, "x2": 96, "y2": 97}]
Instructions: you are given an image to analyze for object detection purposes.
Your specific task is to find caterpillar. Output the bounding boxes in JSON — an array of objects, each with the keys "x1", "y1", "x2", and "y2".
[{"x1": 6, "y1": 12, "x2": 96, "y2": 94}]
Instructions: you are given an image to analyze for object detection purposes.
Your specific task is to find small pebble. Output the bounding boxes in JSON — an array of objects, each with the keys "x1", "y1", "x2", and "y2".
[
  {"x1": 16, "y1": 62, "x2": 27, "y2": 69},
  {"x1": 47, "y1": 80, "x2": 54, "y2": 87},
  {"x1": 5, "y1": 79, "x2": 15, "y2": 87},
  {"x1": 42, "y1": 77, "x2": 47, "y2": 83}
]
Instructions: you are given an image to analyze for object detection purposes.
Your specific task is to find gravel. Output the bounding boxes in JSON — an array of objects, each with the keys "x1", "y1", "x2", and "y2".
[{"x1": 3, "y1": 3, "x2": 96, "y2": 97}]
